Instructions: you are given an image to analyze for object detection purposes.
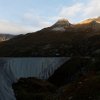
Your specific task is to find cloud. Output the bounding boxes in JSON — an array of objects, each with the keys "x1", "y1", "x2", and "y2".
[
  {"x1": 23, "y1": 10, "x2": 51, "y2": 28},
  {"x1": 0, "y1": 10, "x2": 52, "y2": 34},
  {"x1": 0, "y1": 14, "x2": 51, "y2": 34},
  {"x1": 0, "y1": 20, "x2": 36, "y2": 34},
  {"x1": 83, "y1": 0, "x2": 100, "y2": 18},
  {"x1": 0, "y1": 0, "x2": 100, "y2": 34},
  {"x1": 59, "y1": 3, "x2": 83, "y2": 18},
  {"x1": 57, "y1": 0, "x2": 100, "y2": 22},
  {"x1": 19, "y1": 0, "x2": 100, "y2": 32}
]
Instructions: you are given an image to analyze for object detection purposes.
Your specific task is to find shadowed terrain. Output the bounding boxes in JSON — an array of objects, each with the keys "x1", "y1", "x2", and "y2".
[
  {"x1": 0, "y1": 17, "x2": 100, "y2": 56},
  {"x1": 13, "y1": 57, "x2": 100, "y2": 100}
]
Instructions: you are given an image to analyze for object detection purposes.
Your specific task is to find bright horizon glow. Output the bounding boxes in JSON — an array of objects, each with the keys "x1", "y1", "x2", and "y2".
[{"x1": 0, "y1": 0, "x2": 100, "y2": 34}]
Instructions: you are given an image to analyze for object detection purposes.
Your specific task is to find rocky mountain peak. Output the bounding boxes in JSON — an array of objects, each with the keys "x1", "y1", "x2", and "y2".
[
  {"x1": 53, "y1": 18, "x2": 71, "y2": 27},
  {"x1": 51, "y1": 18, "x2": 71, "y2": 31},
  {"x1": 80, "y1": 16, "x2": 100, "y2": 24},
  {"x1": 94, "y1": 16, "x2": 100, "y2": 22}
]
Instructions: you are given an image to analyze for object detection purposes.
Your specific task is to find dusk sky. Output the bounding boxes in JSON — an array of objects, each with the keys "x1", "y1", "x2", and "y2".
[{"x1": 0, "y1": 0, "x2": 100, "y2": 34}]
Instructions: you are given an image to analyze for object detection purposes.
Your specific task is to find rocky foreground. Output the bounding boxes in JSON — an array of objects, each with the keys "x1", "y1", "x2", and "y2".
[{"x1": 13, "y1": 57, "x2": 100, "y2": 100}]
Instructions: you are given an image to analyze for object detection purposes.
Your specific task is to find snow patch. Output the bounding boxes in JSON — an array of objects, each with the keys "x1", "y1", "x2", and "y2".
[{"x1": 52, "y1": 27, "x2": 66, "y2": 31}]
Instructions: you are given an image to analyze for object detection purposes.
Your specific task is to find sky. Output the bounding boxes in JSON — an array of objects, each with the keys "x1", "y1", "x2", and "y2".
[{"x1": 0, "y1": 0, "x2": 100, "y2": 34}]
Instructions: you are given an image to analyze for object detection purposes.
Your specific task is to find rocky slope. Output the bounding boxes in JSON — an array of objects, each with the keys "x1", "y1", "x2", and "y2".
[
  {"x1": 12, "y1": 57, "x2": 100, "y2": 100},
  {"x1": 0, "y1": 34, "x2": 15, "y2": 42},
  {"x1": 12, "y1": 77, "x2": 56, "y2": 100},
  {"x1": 47, "y1": 57, "x2": 100, "y2": 100},
  {"x1": 79, "y1": 16, "x2": 100, "y2": 24},
  {"x1": 0, "y1": 17, "x2": 100, "y2": 56}
]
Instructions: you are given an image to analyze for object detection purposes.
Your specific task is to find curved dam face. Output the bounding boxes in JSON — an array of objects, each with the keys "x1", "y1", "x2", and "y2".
[{"x1": 0, "y1": 57, "x2": 69, "y2": 100}]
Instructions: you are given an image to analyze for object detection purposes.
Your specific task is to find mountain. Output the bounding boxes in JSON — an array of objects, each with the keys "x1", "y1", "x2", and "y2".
[
  {"x1": 79, "y1": 16, "x2": 100, "y2": 24},
  {"x1": 77, "y1": 16, "x2": 100, "y2": 31},
  {"x1": 51, "y1": 19, "x2": 71, "y2": 31},
  {"x1": 0, "y1": 17, "x2": 100, "y2": 56},
  {"x1": 0, "y1": 34, "x2": 15, "y2": 42}
]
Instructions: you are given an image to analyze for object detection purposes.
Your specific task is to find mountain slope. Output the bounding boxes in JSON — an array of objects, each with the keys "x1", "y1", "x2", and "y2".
[
  {"x1": 47, "y1": 57, "x2": 100, "y2": 100},
  {"x1": 51, "y1": 19, "x2": 71, "y2": 31},
  {"x1": 0, "y1": 34, "x2": 15, "y2": 42},
  {"x1": 0, "y1": 17, "x2": 100, "y2": 56},
  {"x1": 79, "y1": 16, "x2": 100, "y2": 24}
]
